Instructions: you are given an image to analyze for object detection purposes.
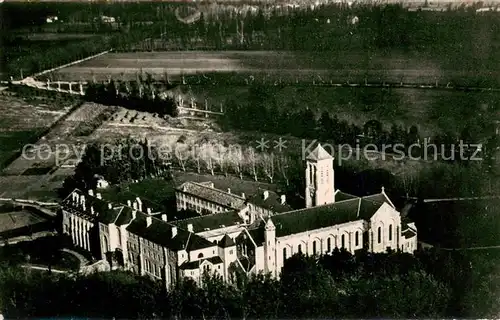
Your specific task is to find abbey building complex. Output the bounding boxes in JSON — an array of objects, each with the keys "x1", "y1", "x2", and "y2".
[{"x1": 61, "y1": 144, "x2": 417, "y2": 286}]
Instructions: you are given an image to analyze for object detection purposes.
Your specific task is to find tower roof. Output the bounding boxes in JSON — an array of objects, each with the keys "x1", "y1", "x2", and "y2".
[
  {"x1": 306, "y1": 143, "x2": 333, "y2": 161},
  {"x1": 219, "y1": 234, "x2": 235, "y2": 248}
]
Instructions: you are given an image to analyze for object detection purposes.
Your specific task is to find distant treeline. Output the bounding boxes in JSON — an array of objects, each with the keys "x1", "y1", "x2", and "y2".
[
  {"x1": 218, "y1": 84, "x2": 499, "y2": 163},
  {"x1": 5, "y1": 3, "x2": 500, "y2": 79}
]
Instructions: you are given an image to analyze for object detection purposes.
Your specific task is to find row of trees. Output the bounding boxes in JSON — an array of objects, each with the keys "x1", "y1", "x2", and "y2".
[
  {"x1": 59, "y1": 139, "x2": 169, "y2": 198},
  {"x1": 84, "y1": 78, "x2": 179, "y2": 117},
  {"x1": 1, "y1": 248, "x2": 498, "y2": 318}
]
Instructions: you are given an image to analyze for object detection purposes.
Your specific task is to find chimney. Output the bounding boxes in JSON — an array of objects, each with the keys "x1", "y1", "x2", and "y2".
[
  {"x1": 146, "y1": 216, "x2": 152, "y2": 227},
  {"x1": 227, "y1": 188, "x2": 231, "y2": 194},
  {"x1": 241, "y1": 192, "x2": 245, "y2": 199},
  {"x1": 88, "y1": 189, "x2": 94, "y2": 196},
  {"x1": 96, "y1": 193, "x2": 102, "y2": 199},
  {"x1": 132, "y1": 210, "x2": 137, "y2": 220},
  {"x1": 147, "y1": 207, "x2": 152, "y2": 214},
  {"x1": 171, "y1": 226, "x2": 178, "y2": 238},
  {"x1": 263, "y1": 190, "x2": 269, "y2": 200},
  {"x1": 132, "y1": 202, "x2": 137, "y2": 210},
  {"x1": 187, "y1": 224, "x2": 193, "y2": 233},
  {"x1": 280, "y1": 195, "x2": 286, "y2": 205},
  {"x1": 161, "y1": 214, "x2": 167, "y2": 221},
  {"x1": 107, "y1": 203, "x2": 112, "y2": 210},
  {"x1": 127, "y1": 200, "x2": 132, "y2": 207},
  {"x1": 135, "y1": 197, "x2": 142, "y2": 211}
]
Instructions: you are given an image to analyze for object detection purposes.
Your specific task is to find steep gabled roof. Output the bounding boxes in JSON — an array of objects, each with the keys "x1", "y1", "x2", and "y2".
[
  {"x1": 219, "y1": 234, "x2": 235, "y2": 248},
  {"x1": 306, "y1": 143, "x2": 333, "y2": 161}
]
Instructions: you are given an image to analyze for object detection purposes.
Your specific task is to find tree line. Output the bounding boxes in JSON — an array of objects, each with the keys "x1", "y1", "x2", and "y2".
[
  {"x1": 84, "y1": 76, "x2": 179, "y2": 117},
  {"x1": 0, "y1": 248, "x2": 498, "y2": 318},
  {"x1": 219, "y1": 84, "x2": 497, "y2": 163},
  {"x1": 59, "y1": 139, "x2": 170, "y2": 199}
]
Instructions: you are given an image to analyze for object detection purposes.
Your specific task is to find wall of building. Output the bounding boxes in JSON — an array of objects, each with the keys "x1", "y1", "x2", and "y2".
[
  {"x1": 126, "y1": 232, "x2": 141, "y2": 274},
  {"x1": 62, "y1": 210, "x2": 95, "y2": 253},
  {"x1": 176, "y1": 192, "x2": 231, "y2": 214},
  {"x1": 99, "y1": 223, "x2": 111, "y2": 260},
  {"x1": 369, "y1": 203, "x2": 402, "y2": 253},
  {"x1": 188, "y1": 245, "x2": 218, "y2": 262}
]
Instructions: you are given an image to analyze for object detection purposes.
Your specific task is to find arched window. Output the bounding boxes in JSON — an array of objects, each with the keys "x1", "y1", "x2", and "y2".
[
  {"x1": 389, "y1": 224, "x2": 393, "y2": 241},
  {"x1": 327, "y1": 238, "x2": 331, "y2": 252},
  {"x1": 313, "y1": 241, "x2": 317, "y2": 254},
  {"x1": 377, "y1": 227, "x2": 381, "y2": 244},
  {"x1": 283, "y1": 248, "x2": 287, "y2": 262},
  {"x1": 341, "y1": 234, "x2": 345, "y2": 248},
  {"x1": 103, "y1": 236, "x2": 109, "y2": 252},
  {"x1": 355, "y1": 231, "x2": 359, "y2": 246},
  {"x1": 298, "y1": 244, "x2": 302, "y2": 253},
  {"x1": 198, "y1": 253, "x2": 204, "y2": 259}
]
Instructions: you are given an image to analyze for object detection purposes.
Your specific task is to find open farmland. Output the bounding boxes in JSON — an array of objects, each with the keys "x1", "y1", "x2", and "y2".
[
  {"x1": 0, "y1": 101, "x2": 116, "y2": 201},
  {"x1": 41, "y1": 51, "x2": 500, "y2": 87},
  {"x1": 0, "y1": 95, "x2": 73, "y2": 171}
]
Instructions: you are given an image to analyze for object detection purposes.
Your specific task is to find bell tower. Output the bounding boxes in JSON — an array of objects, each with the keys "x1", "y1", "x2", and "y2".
[{"x1": 305, "y1": 144, "x2": 335, "y2": 208}]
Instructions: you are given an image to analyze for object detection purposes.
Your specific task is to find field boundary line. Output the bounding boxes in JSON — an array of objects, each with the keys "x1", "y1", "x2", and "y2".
[{"x1": 30, "y1": 49, "x2": 113, "y2": 79}]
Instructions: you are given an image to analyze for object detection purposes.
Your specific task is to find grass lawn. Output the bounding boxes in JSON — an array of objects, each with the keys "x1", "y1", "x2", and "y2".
[{"x1": 99, "y1": 178, "x2": 175, "y2": 211}]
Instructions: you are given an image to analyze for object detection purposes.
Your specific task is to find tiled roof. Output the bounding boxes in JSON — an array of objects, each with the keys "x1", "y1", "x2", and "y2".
[
  {"x1": 219, "y1": 234, "x2": 235, "y2": 248},
  {"x1": 176, "y1": 181, "x2": 247, "y2": 210},
  {"x1": 270, "y1": 193, "x2": 389, "y2": 237},
  {"x1": 185, "y1": 232, "x2": 215, "y2": 251},
  {"x1": 179, "y1": 256, "x2": 223, "y2": 270},
  {"x1": 62, "y1": 189, "x2": 121, "y2": 224},
  {"x1": 173, "y1": 172, "x2": 278, "y2": 199},
  {"x1": 248, "y1": 189, "x2": 293, "y2": 213},
  {"x1": 126, "y1": 211, "x2": 213, "y2": 251},
  {"x1": 306, "y1": 143, "x2": 333, "y2": 161},
  {"x1": 126, "y1": 212, "x2": 176, "y2": 247},
  {"x1": 171, "y1": 210, "x2": 244, "y2": 233}
]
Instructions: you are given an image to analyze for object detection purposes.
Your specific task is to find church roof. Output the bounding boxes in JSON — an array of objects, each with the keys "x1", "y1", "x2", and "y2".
[
  {"x1": 268, "y1": 193, "x2": 390, "y2": 237},
  {"x1": 219, "y1": 234, "x2": 236, "y2": 248},
  {"x1": 306, "y1": 143, "x2": 333, "y2": 161}
]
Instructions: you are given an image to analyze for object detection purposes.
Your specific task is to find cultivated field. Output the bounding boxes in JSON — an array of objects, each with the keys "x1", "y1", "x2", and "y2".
[
  {"x1": 0, "y1": 95, "x2": 72, "y2": 171},
  {"x1": 41, "y1": 51, "x2": 500, "y2": 86},
  {"x1": 0, "y1": 101, "x2": 116, "y2": 200}
]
